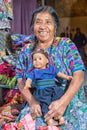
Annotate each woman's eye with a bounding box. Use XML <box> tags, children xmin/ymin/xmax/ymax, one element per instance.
<box><xmin>35</xmin><ymin>21</ymin><xmax>41</xmax><ymax>25</ymax></box>
<box><xmin>46</xmin><ymin>21</ymin><xmax>51</xmax><ymax>24</ymax></box>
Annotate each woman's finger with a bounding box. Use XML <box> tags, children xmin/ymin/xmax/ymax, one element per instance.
<box><xmin>32</xmin><ymin>105</ymin><xmax>42</xmax><ymax>117</ymax></box>
<box><xmin>44</xmin><ymin>109</ymin><xmax>56</xmax><ymax>122</ymax></box>
<box><xmin>58</xmin><ymin>116</ymin><xmax>65</xmax><ymax>125</ymax></box>
<box><xmin>36</xmin><ymin>109</ymin><xmax>42</xmax><ymax>117</ymax></box>
<box><xmin>54</xmin><ymin>114</ymin><xmax>61</xmax><ymax>120</ymax></box>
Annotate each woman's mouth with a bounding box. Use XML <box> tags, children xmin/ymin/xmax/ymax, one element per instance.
<box><xmin>39</xmin><ymin>31</ymin><xmax>48</xmax><ymax>36</ymax></box>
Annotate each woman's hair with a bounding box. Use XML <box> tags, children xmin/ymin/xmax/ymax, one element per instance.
<box><xmin>30</xmin><ymin>5</ymin><xmax>60</xmax><ymax>36</ymax></box>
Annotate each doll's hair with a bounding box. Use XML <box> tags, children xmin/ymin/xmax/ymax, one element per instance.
<box><xmin>32</xmin><ymin>49</ymin><xmax>49</xmax><ymax>61</ymax></box>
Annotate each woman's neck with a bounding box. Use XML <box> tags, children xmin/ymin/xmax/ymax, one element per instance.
<box><xmin>37</xmin><ymin>39</ymin><xmax>54</xmax><ymax>50</ymax></box>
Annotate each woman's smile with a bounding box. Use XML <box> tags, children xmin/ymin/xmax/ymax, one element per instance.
<box><xmin>39</xmin><ymin>31</ymin><xmax>48</xmax><ymax>37</ymax></box>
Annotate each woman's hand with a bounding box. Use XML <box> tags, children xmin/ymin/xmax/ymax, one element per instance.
<box><xmin>29</xmin><ymin>97</ymin><xmax>42</xmax><ymax>117</ymax></box>
<box><xmin>45</xmin><ymin>70</ymin><xmax>84</xmax><ymax>123</ymax></box>
<box><xmin>17</xmin><ymin>78</ymin><xmax>42</xmax><ymax>117</ymax></box>
<box><xmin>44</xmin><ymin>98</ymin><xmax>67</xmax><ymax>123</ymax></box>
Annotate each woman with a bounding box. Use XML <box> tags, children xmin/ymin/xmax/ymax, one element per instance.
<box><xmin>16</xmin><ymin>6</ymin><xmax>87</xmax><ymax>130</ymax></box>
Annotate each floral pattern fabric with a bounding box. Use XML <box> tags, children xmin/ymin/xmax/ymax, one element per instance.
<box><xmin>0</xmin><ymin>0</ymin><xmax>13</xmax><ymax>29</ymax></box>
<box><xmin>0</xmin><ymin>0</ymin><xmax>13</xmax><ymax>50</ymax></box>
<box><xmin>16</xmin><ymin>36</ymin><xmax>87</xmax><ymax>130</ymax></box>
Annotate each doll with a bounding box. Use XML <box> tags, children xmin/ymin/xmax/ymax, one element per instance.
<box><xmin>24</xmin><ymin>49</ymin><xmax>73</xmax><ymax>126</ymax></box>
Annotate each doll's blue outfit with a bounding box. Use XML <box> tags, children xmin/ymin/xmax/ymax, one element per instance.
<box><xmin>26</xmin><ymin>64</ymin><xmax>64</xmax><ymax>116</ymax></box>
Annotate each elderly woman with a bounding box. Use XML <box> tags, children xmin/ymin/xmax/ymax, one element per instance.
<box><xmin>16</xmin><ymin>6</ymin><xmax>87</xmax><ymax>130</ymax></box>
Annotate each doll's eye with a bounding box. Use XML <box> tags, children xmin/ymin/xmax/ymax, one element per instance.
<box><xmin>39</xmin><ymin>57</ymin><xmax>42</xmax><ymax>60</ymax></box>
<box><xmin>33</xmin><ymin>58</ymin><xmax>36</xmax><ymax>61</ymax></box>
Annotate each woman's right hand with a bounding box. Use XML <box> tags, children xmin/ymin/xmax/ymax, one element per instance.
<box><xmin>17</xmin><ymin>78</ymin><xmax>42</xmax><ymax>117</ymax></box>
<box><xmin>29</xmin><ymin>97</ymin><xmax>42</xmax><ymax>117</ymax></box>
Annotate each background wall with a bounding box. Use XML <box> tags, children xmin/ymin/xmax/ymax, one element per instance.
<box><xmin>58</xmin><ymin>16</ymin><xmax>87</xmax><ymax>37</ymax></box>
<box><xmin>45</xmin><ymin>0</ymin><xmax>87</xmax><ymax>37</ymax></box>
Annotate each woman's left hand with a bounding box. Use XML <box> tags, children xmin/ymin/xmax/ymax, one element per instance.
<box><xmin>45</xmin><ymin>70</ymin><xmax>84</xmax><ymax>124</ymax></box>
<box><xmin>44</xmin><ymin>98</ymin><xmax>67</xmax><ymax>122</ymax></box>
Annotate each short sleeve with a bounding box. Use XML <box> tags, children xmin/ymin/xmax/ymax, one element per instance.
<box><xmin>49</xmin><ymin>64</ymin><xmax>60</xmax><ymax>76</ymax></box>
<box><xmin>26</xmin><ymin>70</ymin><xmax>35</xmax><ymax>81</ymax></box>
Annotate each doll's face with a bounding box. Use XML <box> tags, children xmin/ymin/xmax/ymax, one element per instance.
<box><xmin>33</xmin><ymin>52</ymin><xmax>49</xmax><ymax>69</ymax></box>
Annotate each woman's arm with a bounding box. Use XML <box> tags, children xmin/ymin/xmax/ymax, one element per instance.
<box><xmin>45</xmin><ymin>70</ymin><xmax>84</xmax><ymax>122</ymax></box>
<box><xmin>17</xmin><ymin>78</ymin><xmax>33</xmax><ymax>104</ymax></box>
<box><xmin>17</xmin><ymin>78</ymin><xmax>42</xmax><ymax>117</ymax></box>
<box><xmin>59</xmin><ymin>70</ymin><xmax>84</xmax><ymax>106</ymax></box>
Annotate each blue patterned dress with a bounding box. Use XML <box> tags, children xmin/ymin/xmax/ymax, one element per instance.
<box><xmin>16</xmin><ymin>36</ymin><xmax>87</xmax><ymax>130</ymax></box>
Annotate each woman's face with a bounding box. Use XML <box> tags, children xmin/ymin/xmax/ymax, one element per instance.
<box><xmin>33</xmin><ymin>11</ymin><xmax>55</xmax><ymax>43</ymax></box>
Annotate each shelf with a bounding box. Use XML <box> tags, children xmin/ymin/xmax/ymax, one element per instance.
<box><xmin>0</xmin><ymin>85</ymin><xmax>18</xmax><ymax>89</ymax></box>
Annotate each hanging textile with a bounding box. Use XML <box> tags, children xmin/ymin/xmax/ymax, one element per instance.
<box><xmin>12</xmin><ymin>0</ymin><xmax>37</xmax><ymax>35</ymax></box>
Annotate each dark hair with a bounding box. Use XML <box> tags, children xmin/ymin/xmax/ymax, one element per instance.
<box><xmin>32</xmin><ymin>49</ymin><xmax>49</xmax><ymax>61</ymax></box>
<box><xmin>30</xmin><ymin>6</ymin><xmax>59</xmax><ymax>36</ymax></box>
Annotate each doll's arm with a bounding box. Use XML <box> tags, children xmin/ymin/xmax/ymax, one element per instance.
<box><xmin>57</xmin><ymin>72</ymin><xmax>73</xmax><ymax>80</ymax></box>
<box><xmin>24</xmin><ymin>78</ymin><xmax>32</xmax><ymax>89</ymax></box>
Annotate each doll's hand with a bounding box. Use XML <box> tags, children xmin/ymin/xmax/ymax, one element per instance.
<box><xmin>24</xmin><ymin>79</ymin><xmax>32</xmax><ymax>89</ymax></box>
<box><xmin>66</xmin><ymin>76</ymin><xmax>73</xmax><ymax>80</ymax></box>
<box><xmin>24</xmin><ymin>85</ymin><xmax>31</xmax><ymax>89</ymax></box>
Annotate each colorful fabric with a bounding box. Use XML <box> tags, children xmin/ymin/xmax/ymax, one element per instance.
<box><xmin>0</xmin><ymin>62</ymin><xmax>15</xmax><ymax>77</ymax></box>
<box><xmin>0</xmin><ymin>30</ymin><xmax>8</xmax><ymax>50</ymax></box>
<box><xmin>39</xmin><ymin>126</ymin><xmax>61</xmax><ymax>130</ymax></box>
<box><xmin>16</xmin><ymin>36</ymin><xmax>87</xmax><ymax>130</ymax></box>
<box><xmin>0</xmin><ymin>0</ymin><xmax>13</xmax><ymax>29</ymax></box>
<box><xmin>3</xmin><ymin>114</ymin><xmax>61</xmax><ymax>130</ymax></box>
<box><xmin>0</xmin><ymin>0</ymin><xmax>13</xmax><ymax>50</ymax></box>
<box><xmin>3</xmin><ymin>114</ymin><xmax>35</xmax><ymax>130</ymax></box>
<box><xmin>1</xmin><ymin>55</ymin><xmax>17</xmax><ymax>66</ymax></box>
<box><xmin>11</xmin><ymin>34</ymin><xmax>35</xmax><ymax>53</ymax></box>
<box><xmin>3</xmin><ymin>123</ymin><xmax>17</xmax><ymax>130</ymax></box>
<box><xmin>0</xmin><ymin>105</ymin><xmax>16</xmax><ymax>124</ymax></box>
<box><xmin>0</xmin><ymin>62</ymin><xmax>16</xmax><ymax>88</ymax></box>
<box><xmin>0</xmin><ymin>90</ymin><xmax>24</xmax><ymax>129</ymax></box>
<box><xmin>11</xmin><ymin>34</ymin><xmax>34</xmax><ymax>45</ymax></box>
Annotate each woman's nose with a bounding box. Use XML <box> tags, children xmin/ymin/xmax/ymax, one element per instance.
<box><xmin>39</xmin><ymin>22</ymin><xmax>46</xmax><ymax>29</ymax></box>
